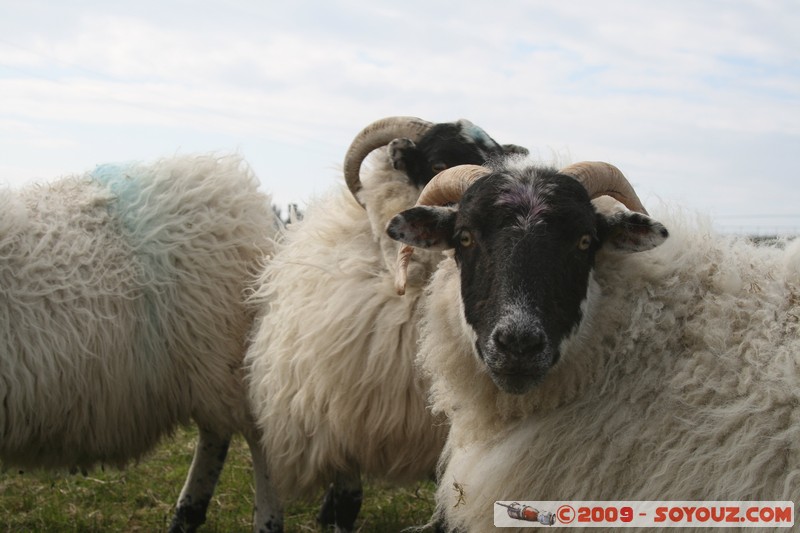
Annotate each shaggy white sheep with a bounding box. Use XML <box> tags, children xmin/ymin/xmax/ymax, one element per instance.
<box><xmin>0</xmin><ymin>154</ymin><xmax>282</xmax><ymax>533</ymax></box>
<box><xmin>245</xmin><ymin>116</ymin><xmax>526</xmax><ymax>531</ymax></box>
<box><xmin>387</xmin><ymin>161</ymin><xmax>800</xmax><ymax>532</ymax></box>
<box><xmin>245</xmin><ymin>146</ymin><xmax>450</xmax><ymax>526</ymax></box>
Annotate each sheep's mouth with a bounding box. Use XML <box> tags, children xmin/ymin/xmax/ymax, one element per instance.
<box><xmin>484</xmin><ymin>357</ymin><xmax>553</xmax><ymax>394</ymax></box>
<box><xmin>487</xmin><ymin>369</ymin><xmax>545</xmax><ymax>395</ymax></box>
<box><xmin>479</xmin><ymin>340</ymin><xmax>556</xmax><ymax>395</ymax></box>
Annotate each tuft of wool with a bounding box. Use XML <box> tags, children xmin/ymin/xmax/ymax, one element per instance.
<box><xmin>418</xmin><ymin>205</ymin><xmax>800</xmax><ymax>532</ymax></box>
<box><xmin>0</xmin><ymin>154</ymin><xmax>275</xmax><ymax>470</ymax></box>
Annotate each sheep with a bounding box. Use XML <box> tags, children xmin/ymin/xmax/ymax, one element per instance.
<box><xmin>0</xmin><ymin>154</ymin><xmax>282</xmax><ymax>533</ymax></box>
<box><xmin>245</xmin><ymin>116</ymin><xmax>528</xmax><ymax>531</ymax></box>
<box><xmin>386</xmin><ymin>160</ymin><xmax>800</xmax><ymax>532</ymax></box>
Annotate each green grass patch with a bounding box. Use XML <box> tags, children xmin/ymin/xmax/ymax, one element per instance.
<box><xmin>0</xmin><ymin>427</ymin><xmax>437</xmax><ymax>532</ymax></box>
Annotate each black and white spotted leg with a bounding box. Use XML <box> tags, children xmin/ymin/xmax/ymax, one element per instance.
<box><xmin>244</xmin><ymin>431</ymin><xmax>284</xmax><ymax>533</ymax></box>
<box><xmin>169</xmin><ymin>427</ymin><xmax>231</xmax><ymax>533</ymax></box>
<box><xmin>317</xmin><ymin>469</ymin><xmax>363</xmax><ymax>532</ymax></box>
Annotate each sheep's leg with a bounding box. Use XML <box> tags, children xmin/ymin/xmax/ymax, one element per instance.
<box><xmin>317</xmin><ymin>470</ymin><xmax>363</xmax><ymax>532</ymax></box>
<box><xmin>169</xmin><ymin>427</ymin><xmax>231</xmax><ymax>533</ymax></box>
<box><xmin>244</xmin><ymin>430</ymin><xmax>284</xmax><ymax>533</ymax></box>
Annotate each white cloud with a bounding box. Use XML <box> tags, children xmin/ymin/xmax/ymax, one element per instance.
<box><xmin>0</xmin><ymin>0</ymin><xmax>798</xmax><ymax>231</ymax></box>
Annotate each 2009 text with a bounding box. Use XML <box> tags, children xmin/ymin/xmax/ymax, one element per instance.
<box><xmin>494</xmin><ymin>500</ymin><xmax>795</xmax><ymax>528</ymax></box>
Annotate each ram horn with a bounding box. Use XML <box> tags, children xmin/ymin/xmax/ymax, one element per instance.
<box><xmin>343</xmin><ymin>116</ymin><xmax>434</xmax><ymax>207</ymax></box>
<box><xmin>394</xmin><ymin>164</ymin><xmax>490</xmax><ymax>295</ymax></box>
<box><xmin>559</xmin><ymin>161</ymin><xmax>649</xmax><ymax>215</ymax></box>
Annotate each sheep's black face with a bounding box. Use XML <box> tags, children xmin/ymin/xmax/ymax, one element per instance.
<box><xmin>389</xmin><ymin>120</ymin><xmax>527</xmax><ymax>188</ymax></box>
<box><xmin>387</xmin><ymin>164</ymin><xmax>668</xmax><ymax>395</ymax></box>
<box><xmin>453</xmin><ymin>170</ymin><xmax>600</xmax><ymax>393</ymax></box>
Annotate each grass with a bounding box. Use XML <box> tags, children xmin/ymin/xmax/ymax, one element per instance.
<box><xmin>0</xmin><ymin>427</ymin><xmax>437</xmax><ymax>532</ymax></box>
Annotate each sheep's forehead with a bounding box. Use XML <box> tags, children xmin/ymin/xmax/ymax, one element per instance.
<box><xmin>493</xmin><ymin>177</ymin><xmax>557</xmax><ymax>227</ymax></box>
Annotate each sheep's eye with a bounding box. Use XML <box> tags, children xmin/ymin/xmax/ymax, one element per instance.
<box><xmin>432</xmin><ymin>162</ymin><xmax>447</xmax><ymax>174</ymax></box>
<box><xmin>459</xmin><ymin>230</ymin><xmax>474</xmax><ymax>248</ymax></box>
<box><xmin>578</xmin><ymin>234</ymin><xmax>592</xmax><ymax>251</ymax></box>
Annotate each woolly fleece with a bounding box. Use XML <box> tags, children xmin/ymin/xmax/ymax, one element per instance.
<box><xmin>0</xmin><ymin>154</ymin><xmax>275</xmax><ymax>469</ymax></box>
<box><xmin>246</xmin><ymin>149</ymin><xmax>448</xmax><ymax>499</ymax></box>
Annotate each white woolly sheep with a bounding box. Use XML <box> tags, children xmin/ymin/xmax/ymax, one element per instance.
<box><xmin>387</xmin><ymin>160</ymin><xmax>800</xmax><ymax>532</ymax></box>
<box><xmin>245</xmin><ymin>116</ymin><xmax>527</xmax><ymax>531</ymax></box>
<box><xmin>0</xmin><ymin>154</ymin><xmax>281</xmax><ymax>533</ymax></box>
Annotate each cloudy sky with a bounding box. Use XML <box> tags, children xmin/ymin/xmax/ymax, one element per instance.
<box><xmin>1</xmin><ymin>0</ymin><xmax>798</xmax><ymax>234</ymax></box>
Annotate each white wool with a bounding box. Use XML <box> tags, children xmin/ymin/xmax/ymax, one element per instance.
<box><xmin>783</xmin><ymin>237</ymin><xmax>800</xmax><ymax>283</ymax></box>
<box><xmin>246</xmin><ymin>148</ymin><xmax>448</xmax><ymax>499</ymax></box>
<box><xmin>0</xmin><ymin>154</ymin><xmax>275</xmax><ymax>469</ymax></box>
<box><xmin>418</xmin><ymin>205</ymin><xmax>800</xmax><ymax>532</ymax></box>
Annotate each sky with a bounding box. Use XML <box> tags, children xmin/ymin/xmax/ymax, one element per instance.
<box><xmin>1</xmin><ymin>0</ymin><xmax>798</xmax><ymax>234</ymax></box>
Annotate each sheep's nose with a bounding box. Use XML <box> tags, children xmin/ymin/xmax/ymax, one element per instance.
<box><xmin>492</xmin><ymin>324</ymin><xmax>545</xmax><ymax>357</ymax></box>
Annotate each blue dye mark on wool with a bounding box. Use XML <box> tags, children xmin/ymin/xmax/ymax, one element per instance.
<box><xmin>462</xmin><ymin>122</ymin><xmax>496</xmax><ymax>151</ymax></box>
<box><xmin>90</xmin><ymin>162</ymin><xmax>171</xmax><ymax>358</ymax></box>
<box><xmin>91</xmin><ymin>162</ymin><xmax>146</xmax><ymax>218</ymax></box>
<box><xmin>464</xmin><ymin>123</ymin><xmax>490</xmax><ymax>142</ymax></box>
<box><xmin>91</xmin><ymin>161</ymin><xmax>168</xmax><ymax>241</ymax></box>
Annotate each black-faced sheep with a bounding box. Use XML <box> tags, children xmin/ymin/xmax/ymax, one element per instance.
<box><xmin>245</xmin><ymin>116</ymin><xmax>527</xmax><ymax>531</ymax></box>
<box><xmin>0</xmin><ymin>155</ymin><xmax>281</xmax><ymax>533</ymax></box>
<box><xmin>387</xmin><ymin>160</ymin><xmax>800</xmax><ymax>532</ymax></box>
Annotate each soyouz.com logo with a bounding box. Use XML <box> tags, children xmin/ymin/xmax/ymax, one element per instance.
<box><xmin>493</xmin><ymin>501</ymin><xmax>794</xmax><ymax>527</ymax></box>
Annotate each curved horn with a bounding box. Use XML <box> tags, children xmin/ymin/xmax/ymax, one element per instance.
<box><xmin>415</xmin><ymin>164</ymin><xmax>491</xmax><ymax>207</ymax></box>
<box><xmin>343</xmin><ymin>116</ymin><xmax>434</xmax><ymax>207</ymax></box>
<box><xmin>394</xmin><ymin>164</ymin><xmax>490</xmax><ymax>295</ymax></box>
<box><xmin>559</xmin><ymin>161</ymin><xmax>649</xmax><ymax>215</ymax></box>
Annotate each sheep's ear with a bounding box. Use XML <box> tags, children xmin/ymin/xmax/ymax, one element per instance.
<box><xmin>501</xmin><ymin>143</ymin><xmax>529</xmax><ymax>156</ymax></box>
<box><xmin>386</xmin><ymin>206</ymin><xmax>458</xmax><ymax>250</ymax></box>
<box><xmin>388</xmin><ymin>138</ymin><xmax>417</xmax><ymax>171</ymax></box>
<box><xmin>598</xmin><ymin>210</ymin><xmax>669</xmax><ymax>253</ymax></box>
